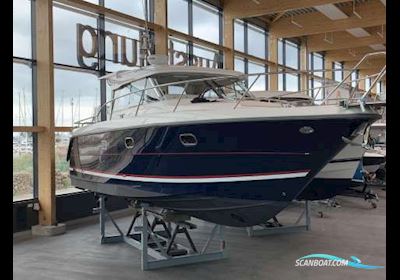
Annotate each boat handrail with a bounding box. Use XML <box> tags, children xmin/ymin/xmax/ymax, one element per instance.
<box><xmin>73</xmin><ymin>73</ymin><xmax>255</xmax><ymax>126</ymax></box>
<box><xmin>74</xmin><ymin>52</ymin><xmax>385</xmax><ymax>127</ymax></box>
<box><xmin>321</xmin><ymin>51</ymin><xmax>386</xmax><ymax>105</ymax></box>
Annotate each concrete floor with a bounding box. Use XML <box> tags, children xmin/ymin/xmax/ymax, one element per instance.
<box><xmin>14</xmin><ymin>188</ymin><xmax>386</xmax><ymax>280</ymax></box>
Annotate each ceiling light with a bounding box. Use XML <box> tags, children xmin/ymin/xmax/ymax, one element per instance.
<box><xmin>314</xmin><ymin>4</ymin><xmax>347</xmax><ymax>20</ymax></box>
<box><xmin>369</xmin><ymin>44</ymin><xmax>386</xmax><ymax>51</ymax></box>
<box><xmin>346</xmin><ymin>28</ymin><xmax>370</xmax><ymax>37</ymax></box>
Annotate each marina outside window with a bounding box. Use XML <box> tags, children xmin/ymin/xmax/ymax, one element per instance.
<box><xmin>13</xmin><ymin>132</ymin><xmax>34</xmax><ymax>201</ymax></box>
<box><xmin>54</xmin><ymin>69</ymin><xmax>100</xmax><ymax>127</ymax></box>
<box><xmin>233</xmin><ymin>20</ymin><xmax>268</xmax><ymax>89</ymax></box>
<box><xmin>286</xmin><ymin>73</ymin><xmax>299</xmax><ymax>92</ymax></box>
<box><xmin>13</xmin><ymin>0</ymin><xmax>31</xmax><ymax>59</ymax></box>
<box><xmin>285</xmin><ymin>41</ymin><xmax>299</xmax><ymax>70</ymax></box>
<box><xmin>234</xmin><ymin>57</ymin><xmax>245</xmax><ymax>73</ymax></box>
<box><xmin>365</xmin><ymin>77</ymin><xmax>372</xmax><ymax>92</ymax></box>
<box><xmin>313</xmin><ymin>53</ymin><xmax>324</xmax><ymax>78</ymax></box>
<box><xmin>193</xmin><ymin>0</ymin><xmax>220</xmax><ymax>45</ymax></box>
<box><xmin>104</xmin><ymin>20</ymin><xmax>142</xmax><ymax>72</ymax></box>
<box><xmin>193</xmin><ymin>44</ymin><xmax>220</xmax><ymax>68</ymax></box>
<box><xmin>248</xmin><ymin>62</ymin><xmax>266</xmax><ymax>91</ymax></box>
<box><xmin>55</xmin><ymin>132</ymin><xmax>81</xmax><ymax>195</ymax></box>
<box><xmin>308</xmin><ymin>52</ymin><xmax>325</xmax><ymax>100</ymax></box>
<box><xmin>13</xmin><ymin>0</ymin><xmax>36</xmax><ymax>202</ymax></box>
<box><xmin>351</xmin><ymin>71</ymin><xmax>359</xmax><ymax>88</ymax></box>
<box><xmin>168</xmin><ymin>0</ymin><xmax>223</xmax><ymax>67</ymax></box>
<box><xmin>278</xmin><ymin>73</ymin><xmax>284</xmax><ymax>91</ymax></box>
<box><xmin>333</xmin><ymin>62</ymin><xmax>344</xmax><ymax>82</ymax></box>
<box><xmin>168</xmin><ymin>0</ymin><xmax>189</xmax><ymax>34</ymax></box>
<box><xmin>278</xmin><ymin>39</ymin><xmax>300</xmax><ymax>92</ymax></box>
<box><xmin>278</xmin><ymin>40</ymin><xmax>283</xmax><ymax>65</ymax></box>
<box><xmin>247</xmin><ymin>24</ymin><xmax>266</xmax><ymax>59</ymax></box>
<box><xmin>168</xmin><ymin>37</ymin><xmax>189</xmax><ymax>65</ymax></box>
<box><xmin>104</xmin><ymin>0</ymin><xmax>147</xmax><ymax>20</ymax></box>
<box><xmin>234</xmin><ymin>20</ymin><xmax>245</xmax><ymax>52</ymax></box>
<box><xmin>13</xmin><ymin>63</ymin><xmax>33</xmax><ymax>126</ymax></box>
<box><xmin>53</xmin><ymin>6</ymin><xmax>97</xmax><ymax>67</ymax></box>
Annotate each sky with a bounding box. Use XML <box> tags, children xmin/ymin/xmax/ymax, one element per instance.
<box><xmin>13</xmin><ymin>0</ymin><xmax>303</xmax><ymax>126</ymax></box>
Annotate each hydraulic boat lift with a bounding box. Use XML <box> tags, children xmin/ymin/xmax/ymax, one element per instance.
<box><xmin>96</xmin><ymin>193</ymin><xmax>317</xmax><ymax>269</ymax></box>
<box><xmin>246</xmin><ymin>200</ymin><xmax>311</xmax><ymax>237</ymax></box>
<box><xmin>95</xmin><ymin>195</ymin><xmax>226</xmax><ymax>270</ymax></box>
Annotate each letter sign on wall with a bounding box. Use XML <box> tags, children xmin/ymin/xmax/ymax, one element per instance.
<box><xmin>76</xmin><ymin>23</ymin><xmax>222</xmax><ymax>69</ymax></box>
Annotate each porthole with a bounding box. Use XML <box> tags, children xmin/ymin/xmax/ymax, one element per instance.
<box><xmin>299</xmin><ymin>126</ymin><xmax>314</xmax><ymax>134</ymax></box>
<box><xmin>179</xmin><ymin>133</ymin><xmax>198</xmax><ymax>147</ymax></box>
<box><xmin>125</xmin><ymin>137</ymin><xmax>135</xmax><ymax>149</ymax></box>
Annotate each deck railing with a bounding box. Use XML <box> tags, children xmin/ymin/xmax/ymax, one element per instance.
<box><xmin>74</xmin><ymin>52</ymin><xmax>386</xmax><ymax>127</ymax></box>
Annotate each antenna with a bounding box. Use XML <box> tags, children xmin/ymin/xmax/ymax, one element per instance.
<box><xmin>78</xmin><ymin>90</ymin><xmax>81</xmax><ymax>123</ymax></box>
<box><xmin>71</xmin><ymin>97</ymin><xmax>74</xmax><ymax>127</ymax></box>
<box><xmin>61</xmin><ymin>90</ymin><xmax>64</xmax><ymax>126</ymax></box>
<box><xmin>139</xmin><ymin>0</ymin><xmax>152</xmax><ymax>66</ymax></box>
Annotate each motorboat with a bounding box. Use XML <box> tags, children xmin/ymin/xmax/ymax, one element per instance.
<box><xmin>362</xmin><ymin>122</ymin><xmax>386</xmax><ymax>173</ymax></box>
<box><xmin>352</xmin><ymin>122</ymin><xmax>386</xmax><ymax>184</ymax></box>
<box><xmin>67</xmin><ymin>65</ymin><xmax>379</xmax><ymax>227</ymax></box>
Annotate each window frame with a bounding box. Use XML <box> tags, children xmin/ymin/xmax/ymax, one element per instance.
<box><xmin>233</xmin><ymin>19</ymin><xmax>268</xmax><ymax>89</ymax></box>
<box><xmin>279</xmin><ymin>39</ymin><xmax>300</xmax><ymax>92</ymax></box>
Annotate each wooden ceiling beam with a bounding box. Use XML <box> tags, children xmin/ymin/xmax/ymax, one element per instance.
<box><xmin>345</xmin><ymin>58</ymin><xmax>386</xmax><ymax>70</ymax></box>
<box><xmin>325</xmin><ymin>46</ymin><xmax>385</xmax><ymax>62</ymax></box>
<box><xmin>223</xmin><ymin>0</ymin><xmax>349</xmax><ymax>19</ymax></box>
<box><xmin>307</xmin><ymin>30</ymin><xmax>385</xmax><ymax>52</ymax></box>
<box><xmin>271</xmin><ymin>11</ymin><xmax>287</xmax><ymax>23</ymax></box>
<box><xmin>270</xmin><ymin>0</ymin><xmax>386</xmax><ymax>38</ymax></box>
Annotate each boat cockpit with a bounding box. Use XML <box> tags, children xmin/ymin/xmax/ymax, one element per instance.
<box><xmin>106</xmin><ymin>69</ymin><xmax>255</xmax><ymax>119</ymax></box>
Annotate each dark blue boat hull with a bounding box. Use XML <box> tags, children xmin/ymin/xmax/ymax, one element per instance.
<box><xmin>297</xmin><ymin>178</ymin><xmax>352</xmax><ymax>200</ymax></box>
<box><xmin>69</xmin><ymin>115</ymin><xmax>377</xmax><ymax>226</ymax></box>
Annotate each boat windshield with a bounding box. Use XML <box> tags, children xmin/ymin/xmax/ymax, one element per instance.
<box><xmin>111</xmin><ymin>72</ymin><xmax>248</xmax><ymax>112</ymax></box>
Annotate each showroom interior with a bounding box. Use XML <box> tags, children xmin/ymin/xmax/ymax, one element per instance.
<box><xmin>14</xmin><ymin>0</ymin><xmax>386</xmax><ymax>279</ymax></box>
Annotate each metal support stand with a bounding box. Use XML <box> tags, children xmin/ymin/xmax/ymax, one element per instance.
<box><xmin>95</xmin><ymin>195</ymin><xmax>227</xmax><ymax>270</ymax></box>
<box><xmin>246</xmin><ymin>201</ymin><xmax>311</xmax><ymax>237</ymax></box>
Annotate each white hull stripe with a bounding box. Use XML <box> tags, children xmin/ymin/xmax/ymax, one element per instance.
<box><xmin>70</xmin><ymin>168</ymin><xmax>310</xmax><ymax>183</ymax></box>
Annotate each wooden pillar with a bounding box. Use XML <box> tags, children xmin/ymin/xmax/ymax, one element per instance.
<box><xmin>36</xmin><ymin>0</ymin><xmax>56</xmax><ymax>226</ymax></box>
<box><xmin>324</xmin><ymin>57</ymin><xmax>333</xmax><ymax>81</ymax></box>
<box><xmin>343</xmin><ymin>65</ymin><xmax>352</xmax><ymax>85</ymax></box>
<box><xmin>381</xmin><ymin>79</ymin><xmax>386</xmax><ymax>94</ymax></box>
<box><xmin>223</xmin><ymin>13</ymin><xmax>234</xmax><ymax>70</ymax></box>
<box><xmin>154</xmin><ymin>0</ymin><xmax>168</xmax><ymax>55</ymax></box>
<box><xmin>268</xmin><ymin>33</ymin><xmax>278</xmax><ymax>90</ymax></box>
<box><xmin>358</xmin><ymin>72</ymin><xmax>366</xmax><ymax>91</ymax></box>
<box><xmin>299</xmin><ymin>37</ymin><xmax>308</xmax><ymax>91</ymax></box>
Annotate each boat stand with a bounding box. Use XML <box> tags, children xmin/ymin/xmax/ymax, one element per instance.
<box><xmin>95</xmin><ymin>195</ymin><xmax>227</xmax><ymax>270</ymax></box>
<box><xmin>246</xmin><ymin>201</ymin><xmax>311</xmax><ymax>237</ymax></box>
